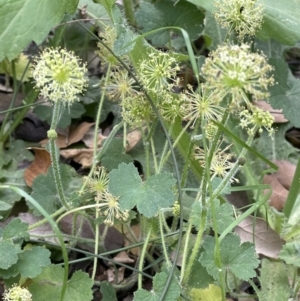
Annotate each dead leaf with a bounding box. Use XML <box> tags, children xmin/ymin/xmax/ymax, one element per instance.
<box><xmin>81</xmin><ymin>126</ymin><xmax>106</xmax><ymax>148</ymax></box>
<box><xmin>263</xmin><ymin>174</ymin><xmax>288</xmax><ymax>210</ymax></box>
<box><xmin>112</xmin><ymin>251</ymin><xmax>134</xmax><ymax>264</ymax></box>
<box><xmin>253</xmin><ymin>100</ymin><xmax>288</xmax><ymax>123</ymax></box>
<box><xmin>263</xmin><ymin>160</ymin><xmax>297</xmax><ymax>210</ymax></box>
<box><xmin>234</xmin><ymin>216</ymin><xmax>285</xmax><ymax>258</ymax></box>
<box><xmin>40</xmin><ymin>122</ymin><xmax>96</xmax><ymax>148</ymax></box>
<box><xmin>285</xmin><ymin>127</ymin><xmax>300</xmax><ymax>148</ymax></box>
<box><xmin>24</xmin><ymin>148</ymin><xmax>51</xmax><ymax>187</ymax></box>
<box><xmin>126</xmin><ymin>128</ymin><xmax>143</xmax><ymax>151</ymax></box>
<box><xmin>60</xmin><ymin>149</ymin><xmax>94</xmax><ymax>168</ymax></box>
<box><xmin>59</xmin><ymin>214</ymin><xmax>124</xmax><ymax>253</ymax></box>
<box><xmin>106</xmin><ymin>266</ymin><xmax>125</xmax><ymax>284</ymax></box>
<box><xmin>123</xmin><ymin>224</ymin><xmax>142</xmax><ymax>256</ymax></box>
<box><xmin>18</xmin><ymin>212</ymin><xmax>57</xmax><ymax>244</ymax></box>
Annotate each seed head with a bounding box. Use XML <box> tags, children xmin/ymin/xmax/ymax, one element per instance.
<box><xmin>214</xmin><ymin>0</ymin><xmax>264</xmax><ymax>40</ymax></box>
<box><xmin>201</xmin><ymin>44</ymin><xmax>274</xmax><ymax>108</ymax></box>
<box><xmin>31</xmin><ymin>48</ymin><xmax>88</xmax><ymax>105</ymax></box>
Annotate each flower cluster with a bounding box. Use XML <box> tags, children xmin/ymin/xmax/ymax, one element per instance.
<box><xmin>3</xmin><ymin>285</ymin><xmax>32</xmax><ymax>301</ymax></box>
<box><xmin>214</xmin><ymin>0</ymin><xmax>264</xmax><ymax>40</ymax></box>
<box><xmin>201</xmin><ymin>44</ymin><xmax>274</xmax><ymax>109</ymax></box>
<box><xmin>183</xmin><ymin>84</ymin><xmax>225</xmax><ymax>127</ymax></box>
<box><xmin>31</xmin><ymin>48</ymin><xmax>88</xmax><ymax>105</ymax></box>
<box><xmin>138</xmin><ymin>51</ymin><xmax>180</xmax><ymax>92</ymax></box>
<box><xmin>240</xmin><ymin>105</ymin><xmax>275</xmax><ymax>137</ymax></box>
<box><xmin>84</xmin><ymin>168</ymin><xmax>128</xmax><ymax>226</ymax></box>
<box><xmin>194</xmin><ymin>140</ymin><xmax>236</xmax><ymax>181</ymax></box>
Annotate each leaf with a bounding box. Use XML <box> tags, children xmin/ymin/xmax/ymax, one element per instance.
<box><xmin>0</xmin><ymin>240</ymin><xmax>22</xmax><ymax>269</ymax></box>
<box><xmin>199</xmin><ymin>234</ymin><xmax>259</xmax><ymax>281</ymax></box>
<box><xmin>258</xmin><ymin>0</ymin><xmax>300</xmax><ymax>46</ymax></box>
<box><xmin>135</xmin><ymin>1</ymin><xmax>204</xmax><ymax>47</ymax></box>
<box><xmin>133</xmin><ymin>271</ymin><xmax>181</xmax><ymax>301</ymax></box>
<box><xmin>24</xmin><ymin>148</ymin><xmax>51</xmax><ymax>187</ymax></box>
<box><xmin>279</xmin><ymin>241</ymin><xmax>300</xmax><ymax>267</ymax></box>
<box><xmin>255</xmin><ymin>258</ymin><xmax>290</xmax><ymax>301</ymax></box>
<box><xmin>17</xmin><ymin>246</ymin><xmax>51</xmax><ymax>278</ymax></box>
<box><xmin>234</xmin><ymin>216</ymin><xmax>284</xmax><ymax>259</ymax></box>
<box><xmin>190</xmin><ymin>284</ymin><xmax>222</xmax><ymax>301</ymax></box>
<box><xmin>30</xmin><ymin>265</ymin><xmax>93</xmax><ymax>301</ymax></box>
<box><xmin>34</xmin><ymin>102</ymin><xmax>86</xmax><ymax>129</ymax></box>
<box><xmin>30</xmin><ymin>164</ymin><xmax>80</xmax><ymax>216</ymax></box>
<box><xmin>2</xmin><ymin>218</ymin><xmax>29</xmax><ymax>241</ymax></box>
<box><xmin>188</xmin><ymin>259</ymin><xmax>214</xmax><ymax>289</ymax></box>
<box><xmin>100</xmin><ymin>138</ymin><xmax>133</xmax><ymax>171</ymax></box>
<box><xmin>0</xmin><ymin>0</ymin><xmax>79</xmax><ymax>61</ymax></box>
<box><xmin>100</xmin><ymin>281</ymin><xmax>118</xmax><ymax>301</ymax></box>
<box><xmin>268</xmin><ymin>58</ymin><xmax>300</xmax><ymax>127</ymax></box>
<box><xmin>108</xmin><ymin>163</ymin><xmax>176</xmax><ymax>218</ymax></box>
<box><xmin>190</xmin><ymin>199</ymin><xmax>234</xmax><ymax>234</ymax></box>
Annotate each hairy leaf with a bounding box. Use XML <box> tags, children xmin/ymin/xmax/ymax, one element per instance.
<box><xmin>199</xmin><ymin>234</ymin><xmax>259</xmax><ymax>281</ymax></box>
<box><xmin>109</xmin><ymin>163</ymin><xmax>176</xmax><ymax>217</ymax></box>
<box><xmin>30</xmin><ymin>265</ymin><xmax>93</xmax><ymax>301</ymax></box>
<box><xmin>279</xmin><ymin>241</ymin><xmax>300</xmax><ymax>267</ymax></box>
<box><xmin>133</xmin><ymin>272</ymin><xmax>180</xmax><ymax>301</ymax></box>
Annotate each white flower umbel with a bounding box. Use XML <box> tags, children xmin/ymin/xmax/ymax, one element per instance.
<box><xmin>214</xmin><ymin>0</ymin><xmax>264</xmax><ymax>40</ymax></box>
<box><xmin>3</xmin><ymin>285</ymin><xmax>32</xmax><ymax>301</ymax></box>
<box><xmin>32</xmin><ymin>48</ymin><xmax>88</xmax><ymax>105</ymax></box>
<box><xmin>201</xmin><ymin>44</ymin><xmax>274</xmax><ymax>109</ymax></box>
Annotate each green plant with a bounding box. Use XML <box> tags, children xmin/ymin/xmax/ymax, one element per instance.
<box><xmin>1</xmin><ymin>0</ymin><xmax>300</xmax><ymax>300</ymax></box>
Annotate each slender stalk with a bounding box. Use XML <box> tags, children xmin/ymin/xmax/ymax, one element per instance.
<box><xmin>159</xmin><ymin>212</ymin><xmax>171</xmax><ymax>267</ymax></box>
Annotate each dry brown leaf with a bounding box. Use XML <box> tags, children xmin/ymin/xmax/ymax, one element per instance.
<box><xmin>112</xmin><ymin>251</ymin><xmax>134</xmax><ymax>264</ymax></box>
<box><xmin>263</xmin><ymin>160</ymin><xmax>296</xmax><ymax>210</ymax></box>
<box><xmin>81</xmin><ymin>126</ymin><xmax>106</xmax><ymax>148</ymax></box>
<box><xmin>59</xmin><ymin>214</ymin><xmax>124</xmax><ymax>253</ymax></box>
<box><xmin>263</xmin><ymin>174</ymin><xmax>288</xmax><ymax>210</ymax></box>
<box><xmin>253</xmin><ymin>100</ymin><xmax>288</xmax><ymax>123</ymax></box>
<box><xmin>106</xmin><ymin>266</ymin><xmax>125</xmax><ymax>284</ymax></box>
<box><xmin>24</xmin><ymin>148</ymin><xmax>51</xmax><ymax>187</ymax></box>
<box><xmin>234</xmin><ymin>216</ymin><xmax>285</xmax><ymax>258</ymax></box>
<box><xmin>123</xmin><ymin>224</ymin><xmax>142</xmax><ymax>256</ymax></box>
<box><xmin>60</xmin><ymin>149</ymin><xmax>94</xmax><ymax>168</ymax></box>
<box><xmin>126</xmin><ymin>128</ymin><xmax>143</xmax><ymax>151</ymax></box>
<box><xmin>40</xmin><ymin>122</ymin><xmax>96</xmax><ymax>148</ymax></box>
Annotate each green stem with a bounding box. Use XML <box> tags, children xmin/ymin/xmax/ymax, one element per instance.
<box><xmin>159</xmin><ymin>212</ymin><xmax>171</xmax><ymax>267</ymax></box>
<box><xmin>179</xmin><ymin>222</ymin><xmax>192</xmax><ymax>283</ymax></box>
<box><xmin>138</xmin><ymin>226</ymin><xmax>152</xmax><ymax>288</ymax></box>
<box><xmin>123</xmin><ymin>0</ymin><xmax>136</xmax><ymax>26</ymax></box>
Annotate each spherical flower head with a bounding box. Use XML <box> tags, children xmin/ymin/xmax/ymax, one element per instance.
<box><xmin>84</xmin><ymin>167</ymin><xmax>109</xmax><ymax>200</ymax></box>
<box><xmin>214</xmin><ymin>0</ymin><xmax>264</xmax><ymax>40</ymax></box>
<box><xmin>32</xmin><ymin>48</ymin><xmax>88</xmax><ymax>105</ymax></box>
<box><xmin>194</xmin><ymin>140</ymin><xmax>236</xmax><ymax>181</ymax></box>
<box><xmin>138</xmin><ymin>51</ymin><xmax>180</xmax><ymax>92</ymax></box>
<box><xmin>105</xmin><ymin>70</ymin><xmax>138</xmax><ymax>101</ymax></box>
<box><xmin>240</xmin><ymin>105</ymin><xmax>275</xmax><ymax>137</ymax></box>
<box><xmin>172</xmin><ymin>201</ymin><xmax>180</xmax><ymax>217</ymax></box>
<box><xmin>121</xmin><ymin>93</ymin><xmax>154</xmax><ymax>127</ymax></box>
<box><xmin>183</xmin><ymin>84</ymin><xmax>225</xmax><ymax>127</ymax></box>
<box><xmin>201</xmin><ymin>44</ymin><xmax>274</xmax><ymax>108</ymax></box>
<box><xmin>158</xmin><ymin>90</ymin><xmax>187</xmax><ymax>121</ymax></box>
<box><xmin>96</xmin><ymin>191</ymin><xmax>129</xmax><ymax>226</ymax></box>
<box><xmin>3</xmin><ymin>285</ymin><xmax>32</xmax><ymax>301</ymax></box>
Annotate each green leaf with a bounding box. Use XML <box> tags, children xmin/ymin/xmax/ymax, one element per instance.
<box><xmin>30</xmin><ymin>265</ymin><xmax>93</xmax><ymax>301</ymax></box>
<box><xmin>0</xmin><ymin>0</ymin><xmax>79</xmax><ymax>61</ymax></box>
<box><xmin>108</xmin><ymin>163</ymin><xmax>176</xmax><ymax>218</ymax></box>
<box><xmin>0</xmin><ymin>240</ymin><xmax>22</xmax><ymax>269</ymax></box>
<box><xmin>30</xmin><ymin>165</ymin><xmax>80</xmax><ymax>216</ymax></box>
<box><xmin>257</xmin><ymin>0</ymin><xmax>300</xmax><ymax>46</ymax></box>
<box><xmin>203</xmin><ymin>12</ymin><xmax>227</xmax><ymax>50</ymax></box>
<box><xmin>2</xmin><ymin>218</ymin><xmax>29</xmax><ymax>241</ymax></box>
<box><xmin>17</xmin><ymin>246</ymin><xmax>51</xmax><ymax>278</ymax></box>
<box><xmin>34</xmin><ymin>102</ymin><xmax>86</xmax><ymax>128</ymax></box>
<box><xmin>100</xmin><ymin>281</ymin><xmax>118</xmax><ymax>301</ymax></box>
<box><xmin>133</xmin><ymin>271</ymin><xmax>180</xmax><ymax>301</ymax></box>
<box><xmin>190</xmin><ymin>284</ymin><xmax>222</xmax><ymax>301</ymax></box>
<box><xmin>279</xmin><ymin>242</ymin><xmax>300</xmax><ymax>267</ymax></box>
<box><xmin>188</xmin><ymin>259</ymin><xmax>214</xmax><ymax>289</ymax></box>
<box><xmin>255</xmin><ymin>258</ymin><xmax>290</xmax><ymax>301</ymax></box>
<box><xmin>268</xmin><ymin>58</ymin><xmax>300</xmax><ymax>127</ymax></box>
<box><xmin>135</xmin><ymin>0</ymin><xmax>204</xmax><ymax>47</ymax></box>
<box><xmin>199</xmin><ymin>234</ymin><xmax>259</xmax><ymax>281</ymax></box>
<box><xmin>100</xmin><ymin>138</ymin><xmax>132</xmax><ymax>171</ymax></box>
<box><xmin>190</xmin><ymin>199</ymin><xmax>234</xmax><ymax>234</ymax></box>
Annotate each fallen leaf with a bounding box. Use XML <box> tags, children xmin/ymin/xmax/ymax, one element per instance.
<box><xmin>126</xmin><ymin>128</ymin><xmax>143</xmax><ymax>151</ymax></box>
<box><xmin>82</xmin><ymin>126</ymin><xmax>106</xmax><ymax>148</ymax></box>
<box><xmin>106</xmin><ymin>266</ymin><xmax>125</xmax><ymax>284</ymax></box>
<box><xmin>112</xmin><ymin>251</ymin><xmax>134</xmax><ymax>264</ymax></box>
<box><xmin>254</xmin><ymin>100</ymin><xmax>288</xmax><ymax>123</ymax></box>
<box><xmin>274</xmin><ymin>160</ymin><xmax>296</xmax><ymax>189</ymax></box>
<box><xmin>24</xmin><ymin>148</ymin><xmax>51</xmax><ymax>187</ymax></box>
<box><xmin>60</xmin><ymin>149</ymin><xmax>94</xmax><ymax>168</ymax></box>
<box><xmin>234</xmin><ymin>216</ymin><xmax>285</xmax><ymax>258</ymax></box>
